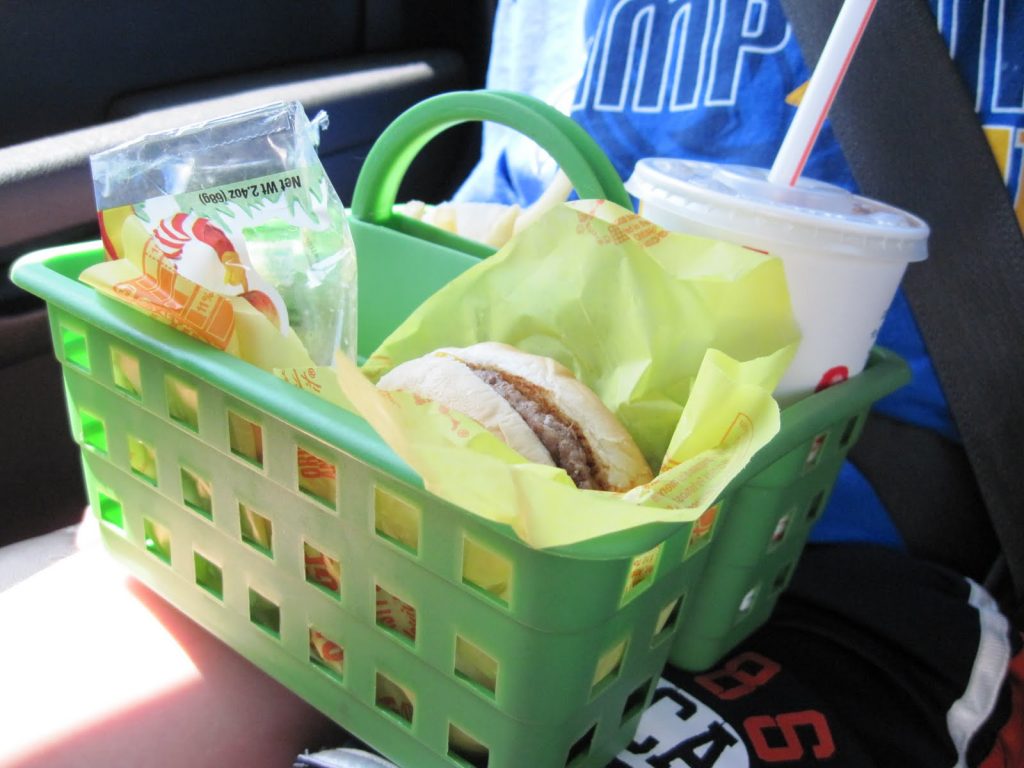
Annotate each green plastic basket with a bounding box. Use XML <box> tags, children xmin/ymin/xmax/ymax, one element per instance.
<box><xmin>11</xmin><ymin>91</ymin><xmax>910</xmax><ymax>768</ymax></box>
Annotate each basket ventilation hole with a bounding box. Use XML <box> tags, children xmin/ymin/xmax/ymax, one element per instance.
<box><xmin>375</xmin><ymin>585</ymin><xmax>416</xmax><ymax>643</ymax></box>
<box><xmin>303</xmin><ymin>542</ymin><xmax>341</xmax><ymax>598</ymax></box>
<box><xmin>97</xmin><ymin>492</ymin><xmax>124</xmax><ymax>530</ymax></box>
<box><xmin>461</xmin><ymin>537</ymin><xmax>511</xmax><ymax>606</ymax></box>
<box><xmin>110</xmin><ymin>347</ymin><xmax>142</xmax><ymax>398</ymax></box>
<box><xmin>374</xmin><ymin>487</ymin><xmax>420</xmax><ymax>554</ymax></box>
<box><xmin>165</xmin><ymin>376</ymin><xmax>199</xmax><ymax>432</ymax></box>
<box><xmin>108</xmin><ymin>348</ymin><xmax>141</xmax><ymax>397</ymax></box>
<box><xmin>769</xmin><ymin>513</ymin><xmax>792</xmax><ymax>549</ymax></box>
<box><xmin>128</xmin><ymin>436</ymin><xmax>158</xmax><ymax>485</ymax></box>
<box><xmin>803</xmin><ymin>432</ymin><xmax>829</xmax><ymax>471</ymax></box>
<box><xmin>228</xmin><ymin>411</ymin><xmax>263</xmax><ymax>466</ymax></box>
<box><xmin>60</xmin><ymin>325</ymin><xmax>90</xmax><ymax>371</ymax></box>
<box><xmin>448</xmin><ymin>724</ymin><xmax>490</xmax><ymax>768</ymax></box>
<box><xmin>773</xmin><ymin>563</ymin><xmax>794</xmax><ymax>593</ymax></box>
<box><xmin>309</xmin><ymin>627</ymin><xmax>344</xmax><ymax>681</ymax></box>
<box><xmin>566</xmin><ymin>724</ymin><xmax>597</xmax><ymax>766</ymax></box>
<box><xmin>738</xmin><ymin>586</ymin><xmax>760</xmax><ymax>618</ymax></box>
<box><xmin>653</xmin><ymin>595</ymin><xmax>684</xmax><ymax>641</ymax></box>
<box><xmin>806</xmin><ymin>491</ymin><xmax>826</xmax><ymax>521</ymax></box>
<box><xmin>248</xmin><ymin>588</ymin><xmax>280</xmax><ymax>638</ymax></box>
<box><xmin>375</xmin><ymin>672</ymin><xmax>414</xmax><ymax>725</ymax></box>
<box><xmin>621</xmin><ymin>678</ymin><xmax>654</xmax><ymax>725</ymax></box>
<box><xmin>839</xmin><ymin>416</ymin><xmax>860</xmax><ymax>448</ymax></box>
<box><xmin>143</xmin><ymin>518</ymin><xmax>171</xmax><ymax>564</ymax></box>
<box><xmin>181</xmin><ymin>467</ymin><xmax>213</xmax><ymax>518</ymax></box>
<box><xmin>193</xmin><ymin>552</ymin><xmax>223</xmax><ymax>599</ymax></box>
<box><xmin>78</xmin><ymin>409</ymin><xmax>108</xmax><ymax>454</ymax></box>
<box><xmin>239</xmin><ymin>503</ymin><xmax>273</xmax><ymax>557</ymax></box>
<box><xmin>297</xmin><ymin>447</ymin><xmax>337</xmax><ymax>507</ymax></box>
<box><xmin>454</xmin><ymin>636</ymin><xmax>497</xmax><ymax>696</ymax></box>
<box><xmin>622</xmin><ymin>544</ymin><xmax>662</xmax><ymax>603</ymax></box>
<box><xmin>685</xmin><ymin>502</ymin><xmax>721</xmax><ymax>559</ymax></box>
<box><xmin>591</xmin><ymin>640</ymin><xmax>627</xmax><ymax>695</ymax></box>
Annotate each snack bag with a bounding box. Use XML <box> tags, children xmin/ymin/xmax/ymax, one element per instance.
<box><xmin>336</xmin><ymin>200</ymin><xmax>801</xmax><ymax>549</ymax></box>
<box><xmin>87</xmin><ymin>102</ymin><xmax>357</xmax><ymax>369</ymax></box>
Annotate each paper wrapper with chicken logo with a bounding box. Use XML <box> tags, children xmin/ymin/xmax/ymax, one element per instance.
<box><xmin>335</xmin><ymin>200</ymin><xmax>801</xmax><ymax>549</ymax></box>
<box><xmin>81</xmin><ymin>210</ymin><xmax>350</xmax><ymax>407</ymax></box>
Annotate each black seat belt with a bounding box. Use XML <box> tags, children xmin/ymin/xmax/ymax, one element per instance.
<box><xmin>782</xmin><ymin>0</ymin><xmax>1024</xmax><ymax>620</ymax></box>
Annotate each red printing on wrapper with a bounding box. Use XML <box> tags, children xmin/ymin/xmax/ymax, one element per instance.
<box><xmin>436</xmin><ymin>404</ymin><xmax>472</xmax><ymax>439</ymax></box>
<box><xmin>281</xmin><ymin>368</ymin><xmax>324</xmax><ymax>395</ymax></box>
<box><xmin>310</xmin><ymin>629</ymin><xmax>344</xmax><ymax>663</ymax></box>
<box><xmin>298</xmin><ymin>448</ymin><xmax>337</xmax><ymax>480</ymax></box>
<box><xmin>573</xmin><ymin>206</ymin><xmax>670</xmax><ymax>247</ymax></box>
<box><xmin>376</xmin><ymin>586</ymin><xmax>417</xmax><ymax>641</ymax></box>
<box><xmin>304</xmin><ymin>551</ymin><xmax>340</xmax><ymax>592</ymax></box>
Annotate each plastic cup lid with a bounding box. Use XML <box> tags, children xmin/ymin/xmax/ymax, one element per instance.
<box><xmin>626</xmin><ymin>158</ymin><xmax>929</xmax><ymax>262</ymax></box>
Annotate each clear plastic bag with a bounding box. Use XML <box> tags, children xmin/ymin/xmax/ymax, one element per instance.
<box><xmin>90</xmin><ymin>102</ymin><xmax>356</xmax><ymax>364</ymax></box>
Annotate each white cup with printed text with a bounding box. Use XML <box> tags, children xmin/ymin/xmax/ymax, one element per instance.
<box><xmin>625</xmin><ymin>158</ymin><xmax>929</xmax><ymax>404</ymax></box>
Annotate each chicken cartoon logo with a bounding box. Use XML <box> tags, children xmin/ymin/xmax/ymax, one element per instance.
<box><xmin>147</xmin><ymin>213</ymin><xmax>287</xmax><ymax>333</ymax></box>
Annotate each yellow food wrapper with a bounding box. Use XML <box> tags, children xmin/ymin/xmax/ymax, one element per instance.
<box><xmin>273</xmin><ymin>365</ymin><xmax>353</xmax><ymax>410</ymax></box>
<box><xmin>335</xmin><ymin>200</ymin><xmax>800</xmax><ymax>549</ymax></box>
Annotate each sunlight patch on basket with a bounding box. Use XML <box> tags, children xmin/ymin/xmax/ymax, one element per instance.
<box><xmin>374</xmin><ymin>486</ymin><xmax>420</xmax><ymax>554</ymax></box>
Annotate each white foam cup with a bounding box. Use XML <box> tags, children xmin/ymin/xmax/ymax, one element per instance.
<box><xmin>625</xmin><ymin>158</ymin><xmax>929</xmax><ymax>404</ymax></box>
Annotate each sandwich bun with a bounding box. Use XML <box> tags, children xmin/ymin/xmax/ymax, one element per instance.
<box><xmin>377</xmin><ymin>342</ymin><xmax>653</xmax><ymax>492</ymax></box>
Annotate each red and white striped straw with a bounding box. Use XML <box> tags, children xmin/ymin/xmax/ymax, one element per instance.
<box><xmin>768</xmin><ymin>0</ymin><xmax>878</xmax><ymax>186</ymax></box>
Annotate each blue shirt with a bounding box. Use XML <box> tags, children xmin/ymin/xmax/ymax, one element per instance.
<box><xmin>457</xmin><ymin>0</ymin><xmax>1024</xmax><ymax>547</ymax></box>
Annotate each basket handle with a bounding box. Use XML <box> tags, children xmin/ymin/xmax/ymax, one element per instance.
<box><xmin>350</xmin><ymin>90</ymin><xmax>633</xmax><ymax>228</ymax></box>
